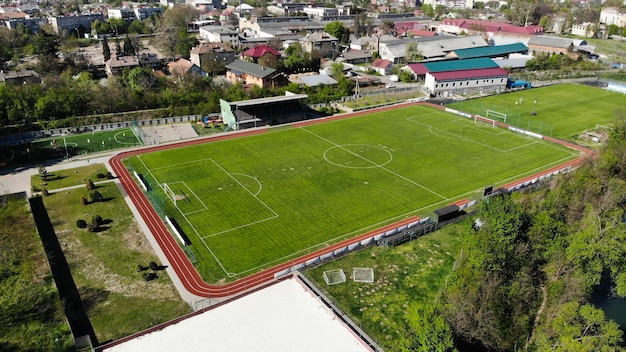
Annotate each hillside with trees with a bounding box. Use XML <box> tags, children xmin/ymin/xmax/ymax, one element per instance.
<box><xmin>426</xmin><ymin>118</ymin><xmax>626</xmax><ymax>351</ymax></box>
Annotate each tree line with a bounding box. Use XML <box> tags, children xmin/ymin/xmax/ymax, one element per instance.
<box><xmin>406</xmin><ymin>118</ymin><xmax>626</xmax><ymax>351</ymax></box>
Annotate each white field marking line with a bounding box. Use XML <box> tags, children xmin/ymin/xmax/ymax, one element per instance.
<box><xmin>174</xmin><ymin>200</ymin><xmax>231</xmax><ymax>276</ymax></box>
<box><xmin>130</xmin><ymin>126</ymin><xmax>143</xmax><ymax>146</ymax></box>
<box><xmin>200</xmin><ymin>215</ymin><xmax>279</xmax><ymax>240</ymax></box>
<box><xmin>414</xmin><ymin>118</ymin><xmax>538</xmax><ymax>153</ymax></box>
<box><xmin>150</xmin><ymin>157</ymin><xmax>214</xmax><ymax>171</ymax></box>
<box><xmin>300</xmin><ymin>127</ymin><xmax>448</xmax><ymax>201</ymax></box>
<box><xmin>210</xmin><ymin>158</ymin><xmax>278</xmax><ymax>216</ymax></box>
<box><xmin>137</xmin><ymin>155</ymin><xmax>161</xmax><ymax>187</ymax></box>
<box><xmin>231</xmin><ymin>173</ymin><xmax>263</xmax><ymax>196</ymax></box>
<box><xmin>113</xmin><ymin>130</ymin><xmax>136</xmax><ymax>145</ymax></box>
<box><xmin>323</xmin><ymin>144</ymin><xmax>393</xmax><ymax>169</ymax></box>
<box><xmin>167</xmin><ymin>181</ymin><xmax>209</xmax><ymax>215</ymax></box>
<box><xmin>494</xmin><ymin>154</ymin><xmax>578</xmax><ymax>185</ymax></box>
<box><xmin>448</xmin><ymin>117</ymin><xmax>507</xmax><ymax>136</ymax></box>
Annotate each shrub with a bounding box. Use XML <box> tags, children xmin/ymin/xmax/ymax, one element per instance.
<box><xmin>106</xmin><ymin>171</ymin><xmax>114</xmax><ymax>179</ymax></box>
<box><xmin>87</xmin><ymin>219</ymin><xmax>99</xmax><ymax>233</ymax></box>
<box><xmin>42</xmin><ymin>188</ymin><xmax>49</xmax><ymax>197</ymax></box>
<box><xmin>149</xmin><ymin>261</ymin><xmax>158</xmax><ymax>270</ymax></box>
<box><xmin>80</xmin><ymin>196</ymin><xmax>88</xmax><ymax>205</ymax></box>
<box><xmin>86</xmin><ymin>179</ymin><xmax>95</xmax><ymax>190</ymax></box>
<box><xmin>136</xmin><ymin>264</ymin><xmax>149</xmax><ymax>272</ymax></box>
<box><xmin>96</xmin><ymin>173</ymin><xmax>106</xmax><ymax>179</ymax></box>
<box><xmin>143</xmin><ymin>272</ymin><xmax>158</xmax><ymax>281</ymax></box>
<box><xmin>93</xmin><ymin>215</ymin><xmax>103</xmax><ymax>225</ymax></box>
<box><xmin>76</xmin><ymin>219</ymin><xmax>87</xmax><ymax>228</ymax></box>
<box><xmin>90</xmin><ymin>190</ymin><xmax>103</xmax><ymax>203</ymax></box>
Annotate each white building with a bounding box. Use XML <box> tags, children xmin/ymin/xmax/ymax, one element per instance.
<box><xmin>199</xmin><ymin>25</ymin><xmax>240</xmax><ymax>48</ymax></box>
<box><xmin>424</xmin><ymin>67</ymin><xmax>509</xmax><ymax>98</ymax></box>
<box><xmin>571</xmin><ymin>22</ymin><xmax>594</xmax><ymax>38</ymax></box>
<box><xmin>600</xmin><ymin>7</ymin><xmax>626</xmax><ymax>27</ymax></box>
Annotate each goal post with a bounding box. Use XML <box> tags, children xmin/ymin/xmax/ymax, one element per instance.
<box><xmin>474</xmin><ymin>115</ymin><xmax>496</xmax><ymax>128</ymax></box>
<box><xmin>485</xmin><ymin>109</ymin><xmax>507</xmax><ymax>123</ymax></box>
<box><xmin>162</xmin><ymin>182</ymin><xmax>177</xmax><ymax>206</ymax></box>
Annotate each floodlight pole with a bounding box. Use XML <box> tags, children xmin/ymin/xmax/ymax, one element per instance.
<box><xmin>63</xmin><ymin>137</ymin><xmax>69</xmax><ymax>159</ymax></box>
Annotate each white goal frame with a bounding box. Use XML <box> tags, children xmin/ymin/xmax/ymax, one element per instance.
<box><xmin>485</xmin><ymin>109</ymin><xmax>507</xmax><ymax>123</ymax></box>
<box><xmin>474</xmin><ymin>115</ymin><xmax>496</xmax><ymax>128</ymax></box>
<box><xmin>162</xmin><ymin>182</ymin><xmax>177</xmax><ymax>206</ymax></box>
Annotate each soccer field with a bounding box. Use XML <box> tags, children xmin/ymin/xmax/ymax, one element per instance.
<box><xmin>125</xmin><ymin>105</ymin><xmax>579</xmax><ymax>283</ymax></box>
<box><xmin>448</xmin><ymin>83</ymin><xmax>626</xmax><ymax>139</ymax></box>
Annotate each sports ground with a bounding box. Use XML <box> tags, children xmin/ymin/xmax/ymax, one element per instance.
<box><xmin>113</xmin><ymin>98</ymin><xmax>587</xmax><ymax>294</ymax></box>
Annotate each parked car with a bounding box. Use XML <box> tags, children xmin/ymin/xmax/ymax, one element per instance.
<box><xmin>385</xmin><ymin>84</ymin><xmax>395</xmax><ymax>88</ymax></box>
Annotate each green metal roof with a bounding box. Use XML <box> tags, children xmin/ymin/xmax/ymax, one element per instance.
<box><xmin>449</xmin><ymin>43</ymin><xmax>528</xmax><ymax>59</ymax></box>
<box><xmin>423</xmin><ymin>57</ymin><xmax>500</xmax><ymax>73</ymax></box>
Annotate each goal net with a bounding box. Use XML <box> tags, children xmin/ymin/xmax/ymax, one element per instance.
<box><xmin>485</xmin><ymin>109</ymin><xmax>507</xmax><ymax>123</ymax></box>
<box><xmin>474</xmin><ymin>115</ymin><xmax>496</xmax><ymax>128</ymax></box>
<box><xmin>162</xmin><ymin>182</ymin><xmax>177</xmax><ymax>206</ymax></box>
<box><xmin>353</xmin><ymin>268</ymin><xmax>374</xmax><ymax>283</ymax></box>
<box><xmin>323</xmin><ymin>269</ymin><xmax>346</xmax><ymax>285</ymax></box>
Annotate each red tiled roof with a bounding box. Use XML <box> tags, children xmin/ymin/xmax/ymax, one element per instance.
<box><xmin>371</xmin><ymin>58</ymin><xmax>392</xmax><ymax>68</ymax></box>
<box><xmin>242</xmin><ymin>45</ymin><xmax>280</xmax><ymax>58</ymax></box>
<box><xmin>430</xmin><ymin>67</ymin><xmax>509</xmax><ymax>81</ymax></box>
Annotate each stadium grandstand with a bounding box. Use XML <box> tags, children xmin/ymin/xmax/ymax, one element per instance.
<box><xmin>220</xmin><ymin>92</ymin><xmax>309</xmax><ymax>130</ymax></box>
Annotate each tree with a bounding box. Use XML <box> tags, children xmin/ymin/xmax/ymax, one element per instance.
<box><xmin>421</xmin><ymin>4</ymin><xmax>435</xmax><ymax>18</ymax></box>
<box><xmin>122</xmin><ymin>34</ymin><xmax>136</xmax><ymax>57</ymax></box>
<box><xmin>405</xmin><ymin>41</ymin><xmax>422</xmax><ymax>63</ymax></box>
<box><xmin>76</xmin><ymin>219</ymin><xmax>87</xmax><ymax>228</ymax></box>
<box><xmin>102</xmin><ymin>36</ymin><xmax>111</xmax><ymax>62</ymax></box>
<box><xmin>153</xmin><ymin>6</ymin><xmax>199</xmax><ymax>57</ymax></box>
<box><xmin>324</xmin><ymin>22</ymin><xmax>350</xmax><ymax>44</ymax></box>
<box><xmin>398</xmin><ymin>303</ymin><xmax>457</xmax><ymax>352</ymax></box>
<box><xmin>90</xmin><ymin>190</ymin><xmax>102</xmax><ymax>203</ymax></box>
<box><xmin>34</xmin><ymin>30</ymin><xmax>60</xmax><ymax>73</ymax></box>
<box><xmin>127</xmin><ymin>67</ymin><xmax>157</xmax><ymax>92</ymax></box>
<box><xmin>86</xmin><ymin>179</ymin><xmax>95</xmax><ymax>190</ymax></box>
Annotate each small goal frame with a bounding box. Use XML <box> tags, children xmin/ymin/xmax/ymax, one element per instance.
<box><xmin>485</xmin><ymin>109</ymin><xmax>507</xmax><ymax>123</ymax></box>
<box><xmin>474</xmin><ymin>115</ymin><xmax>496</xmax><ymax>128</ymax></box>
<box><xmin>323</xmin><ymin>269</ymin><xmax>346</xmax><ymax>285</ymax></box>
<box><xmin>353</xmin><ymin>268</ymin><xmax>374</xmax><ymax>283</ymax></box>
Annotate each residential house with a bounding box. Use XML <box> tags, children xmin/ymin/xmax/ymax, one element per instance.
<box><xmin>48</xmin><ymin>14</ymin><xmax>104</xmax><ymax>36</ymax></box>
<box><xmin>190</xmin><ymin>42</ymin><xmax>235</xmax><ymax>69</ymax></box>
<box><xmin>240</xmin><ymin>45</ymin><xmax>280</xmax><ymax>63</ymax></box>
<box><xmin>167</xmin><ymin>58</ymin><xmax>208</xmax><ymax>78</ymax></box>
<box><xmin>6</xmin><ymin>18</ymin><xmax>45</xmax><ymax>33</ymax></box>
<box><xmin>298</xmin><ymin>74</ymin><xmax>338</xmax><ymax>87</ymax></box>
<box><xmin>199</xmin><ymin>25</ymin><xmax>240</xmax><ymax>48</ymax></box>
<box><xmin>378</xmin><ymin>35</ymin><xmax>488</xmax><ymax>63</ymax></box>
<box><xmin>108</xmin><ymin>8</ymin><xmax>135</xmax><ymax>22</ymax></box>
<box><xmin>134</xmin><ymin>7</ymin><xmax>163</xmax><ymax>20</ymax></box>
<box><xmin>225</xmin><ymin>60</ymin><xmax>285</xmax><ymax>88</ymax></box>
<box><xmin>0</xmin><ymin>70</ymin><xmax>40</xmax><ymax>85</ymax></box>
<box><xmin>299</xmin><ymin>32</ymin><xmax>338</xmax><ymax>54</ymax></box>
<box><xmin>105</xmin><ymin>55</ymin><xmax>139</xmax><ymax>76</ymax></box>
<box><xmin>370</xmin><ymin>58</ymin><xmax>393</xmax><ymax>75</ymax></box>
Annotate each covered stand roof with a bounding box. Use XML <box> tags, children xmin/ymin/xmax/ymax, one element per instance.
<box><xmin>429</xmin><ymin>67</ymin><xmax>509</xmax><ymax>81</ymax></box>
<box><xmin>446</xmin><ymin>43</ymin><xmax>528</xmax><ymax>59</ymax></box>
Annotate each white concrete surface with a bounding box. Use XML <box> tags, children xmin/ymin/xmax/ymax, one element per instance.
<box><xmin>102</xmin><ymin>277</ymin><xmax>372</xmax><ymax>352</ymax></box>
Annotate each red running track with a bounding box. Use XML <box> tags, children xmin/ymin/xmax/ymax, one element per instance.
<box><xmin>109</xmin><ymin>102</ymin><xmax>593</xmax><ymax>298</ymax></box>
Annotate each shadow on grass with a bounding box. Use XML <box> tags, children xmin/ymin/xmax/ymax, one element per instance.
<box><xmin>80</xmin><ymin>286</ymin><xmax>111</xmax><ymax>313</ymax></box>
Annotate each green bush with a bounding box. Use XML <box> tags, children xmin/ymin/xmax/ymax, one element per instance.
<box><xmin>93</xmin><ymin>215</ymin><xmax>103</xmax><ymax>225</ymax></box>
<box><xmin>42</xmin><ymin>188</ymin><xmax>49</xmax><ymax>197</ymax></box>
<box><xmin>86</xmin><ymin>179</ymin><xmax>95</xmax><ymax>190</ymax></box>
<box><xmin>90</xmin><ymin>190</ymin><xmax>103</xmax><ymax>203</ymax></box>
<box><xmin>76</xmin><ymin>219</ymin><xmax>87</xmax><ymax>228</ymax></box>
<box><xmin>80</xmin><ymin>196</ymin><xmax>88</xmax><ymax>205</ymax></box>
<box><xmin>96</xmin><ymin>173</ymin><xmax>106</xmax><ymax>179</ymax></box>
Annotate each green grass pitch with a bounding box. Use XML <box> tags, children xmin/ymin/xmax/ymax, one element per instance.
<box><xmin>124</xmin><ymin>104</ymin><xmax>580</xmax><ymax>284</ymax></box>
<box><xmin>447</xmin><ymin>83</ymin><xmax>626</xmax><ymax>139</ymax></box>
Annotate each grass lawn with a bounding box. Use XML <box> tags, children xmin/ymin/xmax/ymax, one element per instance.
<box><xmin>304</xmin><ymin>221</ymin><xmax>467</xmax><ymax>351</ymax></box>
<box><xmin>0</xmin><ymin>196</ymin><xmax>74</xmax><ymax>351</ymax></box>
<box><xmin>124</xmin><ymin>104</ymin><xmax>577</xmax><ymax>284</ymax></box>
<box><xmin>38</xmin><ymin>165</ymin><xmax>191</xmax><ymax>343</ymax></box>
<box><xmin>30</xmin><ymin>164</ymin><xmax>109</xmax><ymax>191</ymax></box>
<box><xmin>343</xmin><ymin>91</ymin><xmax>425</xmax><ymax>109</ymax></box>
<box><xmin>0</xmin><ymin>128</ymin><xmax>142</xmax><ymax>169</ymax></box>
<box><xmin>447</xmin><ymin>84</ymin><xmax>626</xmax><ymax>140</ymax></box>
